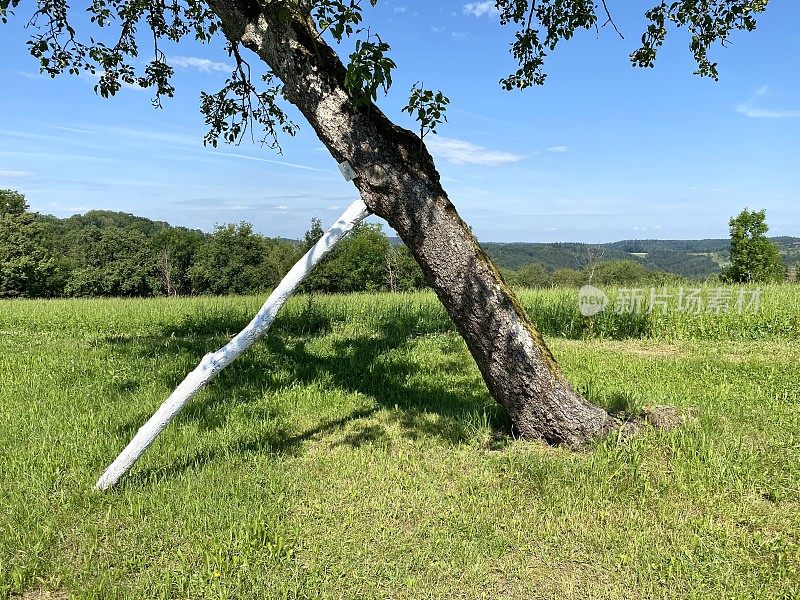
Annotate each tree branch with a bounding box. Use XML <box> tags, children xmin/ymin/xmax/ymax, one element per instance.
<box><xmin>600</xmin><ymin>0</ymin><xmax>623</xmax><ymax>39</ymax></box>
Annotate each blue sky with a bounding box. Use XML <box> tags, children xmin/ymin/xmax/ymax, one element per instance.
<box><xmin>0</xmin><ymin>1</ymin><xmax>798</xmax><ymax>242</ymax></box>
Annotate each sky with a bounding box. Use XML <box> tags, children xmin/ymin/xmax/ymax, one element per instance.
<box><xmin>0</xmin><ymin>1</ymin><xmax>798</xmax><ymax>243</ymax></box>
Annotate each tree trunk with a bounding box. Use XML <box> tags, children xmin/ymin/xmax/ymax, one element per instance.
<box><xmin>95</xmin><ymin>199</ymin><xmax>370</xmax><ymax>489</ymax></box>
<box><xmin>159</xmin><ymin>247</ymin><xmax>176</xmax><ymax>296</ymax></box>
<box><xmin>209</xmin><ymin>1</ymin><xmax>616</xmax><ymax>445</ymax></box>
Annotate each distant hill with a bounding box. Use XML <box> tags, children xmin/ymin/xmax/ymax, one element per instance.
<box><xmin>479</xmin><ymin>242</ymin><xmax>633</xmax><ymax>271</ymax></box>
<box><xmin>478</xmin><ymin>237</ymin><xmax>800</xmax><ymax>281</ymax></box>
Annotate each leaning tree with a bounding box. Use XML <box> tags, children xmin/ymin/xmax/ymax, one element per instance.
<box><xmin>0</xmin><ymin>0</ymin><xmax>770</xmax><ymax>488</ymax></box>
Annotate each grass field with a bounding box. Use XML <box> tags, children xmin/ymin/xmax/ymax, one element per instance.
<box><xmin>1</xmin><ymin>287</ymin><xmax>799</xmax><ymax>598</ymax></box>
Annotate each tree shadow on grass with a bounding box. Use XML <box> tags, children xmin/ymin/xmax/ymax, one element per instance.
<box><xmin>124</xmin><ymin>407</ymin><xmax>377</xmax><ymax>488</ymax></box>
<box><xmin>268</xmin><ymin>327</ymin><xmax>506</xmax><ymax>443</ymax></box>
<box><xmin>105</xmin><ymin>302</ymin><xmax>509</xmax><ymax>486</ymax></box>
<box><xmin>105</xmin><ymin>304</ymin><xmax>337</xmax><ymax>438</ymax></box>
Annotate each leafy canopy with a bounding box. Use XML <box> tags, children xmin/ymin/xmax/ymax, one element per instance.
<box><xmin>0</xmin><ymin>190</ymin><xmax>60</xmax><ymax>297</ymax></box>
<box><xmin>725</xmin><ymin>208</ymin><xmax>785</xmax><ymax>284</ymax></box>
<box><xmin>0</xmin><ymin>1</ymin><xmax>770</xmax><ymax>149</ymax></box>
<box><xmin>0</xmin><ymin>189</ymin><xmax>28</xmax><ymax>216</ymax></box>
<box><xmin>402</xmin><ymin>84</ymin><xmax>450</xmax><ymax>142</ymax></box>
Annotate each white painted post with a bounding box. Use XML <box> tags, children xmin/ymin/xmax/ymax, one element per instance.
<box><xmin>95</xmin><ymin>199</ymin><xmax>371</xmax><ymax>490</ymax></box>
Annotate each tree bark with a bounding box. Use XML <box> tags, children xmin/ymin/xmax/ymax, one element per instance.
<box><xmin>208</xmin><ymin>1</ymin><xmax>616</xmax><ymax>445</ymax></box>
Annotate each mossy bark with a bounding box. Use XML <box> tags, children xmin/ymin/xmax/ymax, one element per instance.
<box><xmin>208</xmin><ymin>1</ymin><xmax>616</xmax><ymax>445</ymax></box>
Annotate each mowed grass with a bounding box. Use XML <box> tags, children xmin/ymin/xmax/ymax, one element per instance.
<box><xmin>1</xmin><ymin>287</ymin><xmax>799</xmax><ymax>599</ymax></box>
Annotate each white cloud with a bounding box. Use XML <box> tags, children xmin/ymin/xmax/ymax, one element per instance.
<box><xmin>463</xmin><ymin>1</ymin><xmax>499</xmax><ymax>17</ymax></box>
<box><xmin>0</xmin><ymin>150</ymin><xmax>120</xmax><ymax>163</ymax></box>
<box><xmin>393</xmin><ymin>6</ymin><xmax>407</xmax><ymax>13</ymax></box>
<box><xmin>426</xmin><ymin>136</ymin><xmax>522</xmax><ymax>166</ymax></box>
<box><xmin>48</xmin><ymin>125</ymin><xmax>95</xmax><ymax>135</ymax></box>
<box><xmin>212</xmin><ymin>151</ymin><xmax>331</xmax><ymax>173</ymax></box>
<box><xmin>736</xmin><ymin>104</ymin><xmax>800</xmax><ymax>119</ymax></box>
<box><xmin>0</xmin><ymin>169</ymin><xmax>33</xmax><ymax>178</ymax></box>
<box><xmin>546</xmin><ymin>145</ymin><xmax>568</xmax><ymax>153</ymax></box>
<box><xmin>736</xmin><ymin>86</ymin><xmax>800</xmax><ymax>119</ymax></box>
<box><xmin>24</xmin><ymin>67</ymin><xmax>141</xmax><ymax>91</ymax></box>
<box><xmin>18</xmin><ymin>71</ymin><xmax>49</xmax><ymax>81</ymax></box>
<box><xmin>88</xmin><ymin>125</ymin><xmax>198</xmax><ymax>147</ymax></box>
<box><xmin>169</xmin><ymin>56</ymin><xmax>233</xmax><ymax>74</ymax></box>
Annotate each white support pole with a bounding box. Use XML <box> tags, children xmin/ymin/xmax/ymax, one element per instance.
<box><xmin>96</xmin><ymin>199</ymin><xmax>371</xmax><ymax>490</ymax></box>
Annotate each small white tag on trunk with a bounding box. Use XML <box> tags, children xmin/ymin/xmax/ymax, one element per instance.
<box><xmin>338</xmin><ymin>160</ymin><xmax>356</xmax><ymax>182</ymax></box>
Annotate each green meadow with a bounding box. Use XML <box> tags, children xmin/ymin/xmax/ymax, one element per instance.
<box><xmin>1</xmin><ymin>286</ymin><xmax>799</xmax><ymax>598</ymax></box>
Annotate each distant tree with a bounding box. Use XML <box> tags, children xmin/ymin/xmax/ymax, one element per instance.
<box><xmin>592</xmin><ymin>260</ymin><xmax>653</xmax><ymax>287</ymax></box>
<box><xmin>305</xmin><ymin>223</ymin><xmax>390</xmax><ymax>293</ymax></box>
<box><xmin>552</xmin><ymin>268</ymin><xmax>585</xmax><ymax>288</ymax></box>
<box><xmin>63</xmin><ymin>210</ymin><xmax>167</xmax><ymax>238</ymax></box>
<box><xmin>157</xmin><ymin>245</ymin><xmax>178</xmax><ymax>297</ymax></box>
<box><xmin>384</xmin><ymin>245</ymin><xmax>401</xmax><ymax>292</ymax></box>
<box><xmin>153</xmin><ymin>226</ymin><xmax>206</xmax><ymax>296</ymax></box>
<box><xmin>303</xmin><ymin>218</ymin><xmax>325</xmax><ymax>251</ymax></box>
<box><xmin>299</xmin><ymin>217</ymin><xmax>329</xmax><ymax>293</ymax></box>
<box><xmin>724</xmin><ymin>209</ymin><xmax>785</xmax><ymax>284</ymax></box>
<box><xmin>302</xmin><ymin>218</ymin><xmax>414</xmax><ymax>294</ymax></box>
<box><xmin>190</xmin><ymin>222</ymin><xmax>297</xmax><ymax>295</ymax></box>
<box><xmin>499</xmin><ymin>267</ymin><xmax>518</xmax><ymax>286</ymax></box>
<box><xmin>580</xmin><ymin>245</ymin><xmax>606</xmax><ymax>285</ymax></box>
<box><xmin>261</xmin><ymin>237</ymin><xmax>302</xmax><ymax>287</ymax></box>
<box><xmin>64</xmin><ymin>225</ymin><xmax>159</xmax><ymax>297</ymax></box>
<box><xmin>0</xmin><ymin>190</ymin><xmax>60</xmax><ymax>297</ymax></box>
<box><xmin>385</xmin><ymin>244</ymin><xmax>426</xmax><ymax>292</ymax></box>
<box><xmin>0</xmin><ymin>189</ymin><xmax>27</xmax><ymax>216</ymax></box>
<box><xmin>512</xmin><ymin>262</ymin><xmax>552</xmax><ymax>289</ymax></box>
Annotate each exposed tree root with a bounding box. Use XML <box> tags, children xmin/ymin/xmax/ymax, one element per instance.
<box><xmin>616</xmin><ymin>405</ymin><xmax>695</xmax><ymax>441</ymax></box>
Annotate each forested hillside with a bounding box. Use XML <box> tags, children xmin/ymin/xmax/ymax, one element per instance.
<box><xmin>483</xmin><ymin>237</ymin><xmax>800</xmax><ymax>280</ymax></box>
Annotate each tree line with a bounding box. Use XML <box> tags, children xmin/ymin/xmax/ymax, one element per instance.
<box><xmin>500</xmin><ymin>260</ymin><xmax>684</xmax><ymax>290</ymax></box>
<box><xmin>0</xmin><ymin>189</ymin><xmax>426</xmax><ymax>299</ymax></box>
<box><xmin>1</xmin><ymin>190</ymin><xmax>792</xmax><ymax>299</ymax></box>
